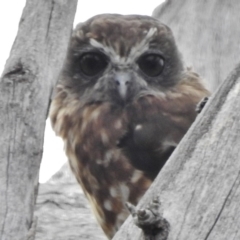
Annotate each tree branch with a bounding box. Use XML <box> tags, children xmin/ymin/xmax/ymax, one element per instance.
<box><xmin>0</xmin><ymin>0</ymin><xmax>78</xmax><ymax>239</ymax></box>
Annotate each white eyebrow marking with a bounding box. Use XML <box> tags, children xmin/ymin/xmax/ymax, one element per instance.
<box><xmin>90</xmin><ymin>38</ymin><xmax>116</xmax><ymax>56</ymax></box>
<box><xmin>89</xmin><ymin>27</ymin><xmax>157</xmax><ymax>65</ymax></box>
<box><xmin>128</xmin><ymin>27</ymin><xmax>157</xmax><ymax>61</ymax></box>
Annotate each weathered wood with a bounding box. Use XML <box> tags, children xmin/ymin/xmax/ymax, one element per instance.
<box><xmin>34</xmin><ymin>163</ymin><xmax>106</xmax><ymax>240</ymax></box>
<box><xmin>0</xmin><ymin>0</ymin><xmax>78</xmax><ymax>239</ymax></box>
<box><xmin>153</xmin><ymin>0</ymin><xmax>240</xmax><ymax>91</ymax></box>
<box><xmin>113</xmin><ymin>61</ymin><xmax>240</xmax><ymax>239</ymax></box>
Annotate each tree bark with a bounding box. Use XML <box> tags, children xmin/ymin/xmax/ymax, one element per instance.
<box><xmin>0</xmin><ymin>0</ymin><xmax>78</xmax><ymax>239</ymax></box>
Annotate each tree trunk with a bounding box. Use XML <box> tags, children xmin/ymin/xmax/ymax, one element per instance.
<box><xmin>0</xmin><ymin>0</ymin><xmax>78</xmax><ymax>239</ymax></box>
<box><xmin>113</xmin><ymin>1</ymin><xmax>240</xmax><ymax>239</ymax></box>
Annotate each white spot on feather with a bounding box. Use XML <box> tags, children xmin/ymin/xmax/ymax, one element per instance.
<box><xmin>101</xmin><ymin>130</ymin><xmax>109</xmax><ymax>144</ymax></box>
<box><xmin>110</xmin><ymin>187</ymin><xmax>118</xmax><ymax>197</ymax></box>
<box><xmin>162</xmin><ymin>140</ymin><xmax>177</xmax><ymax>151</ymax></box>
<box><xmin>135</xmin><ymin>124</ymin><xmax>142</xmax><ymax>131</ymax></box>
<box><xmin>89</xmin><ymin>108</ymin><xmax>101</xmax><ymax>121</ymax></box>
<box><xmin>104</xmin><ymin>200</ymin><xmax>112</xmax><ymax>211</ymax></box>
<box><xmin>131</xmin><ymin>170</ymin><xmax>143</xmax><ymax>183</ymax></box>
<box><xmin>96</xmin><ymin>159</ymin><xmax>102</xmax><ymax>165</ymax></box>
<box><xmin>81</xmin><ymin>121</ymin><xmax>88</xmax><ymax>133</ymax></box>
<box><xmin>103</xmin><ymin>150</ymin><xmax>114</xmax><ymax>167</ymax></box>
<box><xmin>114</xmin><ymin>120</ymin><xmax>122</xmax><ymax>130</ymax></box>
<box><xmin>119</xmin><ymin>184</ymin><xmax>130</xmax><ymax>202</ymax></box>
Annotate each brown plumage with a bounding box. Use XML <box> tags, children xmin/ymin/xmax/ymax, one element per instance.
<box><xmin>50</xmin><ymin>14</ymin><xmax>210</xmax><ymax>239</ymax></box>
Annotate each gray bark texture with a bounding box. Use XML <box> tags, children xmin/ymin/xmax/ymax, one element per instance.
<box><xmin>0</xmin><ymin>0</ymin><xmax>78</xmax><ymax>239</ymax></box>
<box><xmin>113</xmin><ymin>1</ymin><xmax>240</xmax><ymax>239</ymax></box>
<box><xmin>153</xmin><ymin>0</ymin><xmax>240</xmax><ymax>92</ymax></box>
<box><xmin>35</xmin><ymin>163</ymin><xmax>106</xmax><ymax>240</ymax></box>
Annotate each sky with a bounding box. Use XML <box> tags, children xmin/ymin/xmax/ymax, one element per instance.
<box><xmin>0</xmin><ymin>0</ymin><xmax>164</xmax><ymax>183</ymax></box>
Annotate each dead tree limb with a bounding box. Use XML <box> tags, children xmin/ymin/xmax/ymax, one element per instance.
<box><xmin>0</xmin><ymin>0</ymin><xmax>78</xmax><ymax>239</ymax></box>
<box><xmin>113</xmin><ymin>60</ymin><xmax>240</xmax><ymax>239</ymax></box>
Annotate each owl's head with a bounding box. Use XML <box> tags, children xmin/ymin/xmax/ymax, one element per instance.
<box><xmin>60</xmin><ymin>14</ymin><xmax>184</xmax><ymax>105</ymax></box>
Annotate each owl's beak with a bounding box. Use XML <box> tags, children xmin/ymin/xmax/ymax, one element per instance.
<box><xmin>114</xmin><ymin>72</ymin><xmax>131</xmax><ymax>100</ymax></box>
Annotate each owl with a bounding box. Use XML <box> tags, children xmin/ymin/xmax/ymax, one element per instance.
<box><xmin>50</xmin><ymin>14</ymin><xmax>210</xmax><ymax>239</ymax></box>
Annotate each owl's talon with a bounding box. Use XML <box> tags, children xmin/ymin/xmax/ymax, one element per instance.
<box><xmin>196</xmin><ymin>96</ymin><xmax>209</xmax><ymax>113</ymax></box>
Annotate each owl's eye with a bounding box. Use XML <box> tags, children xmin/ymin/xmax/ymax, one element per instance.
<box><xmin>79</xmin><ymin>53</ymin><xmax>108</xmax><ymax>76</ymax></box>
<box><xmin>137</xmin><ymin>54</ymin><xmax>164</xmax><ymax>77</ymax></box>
